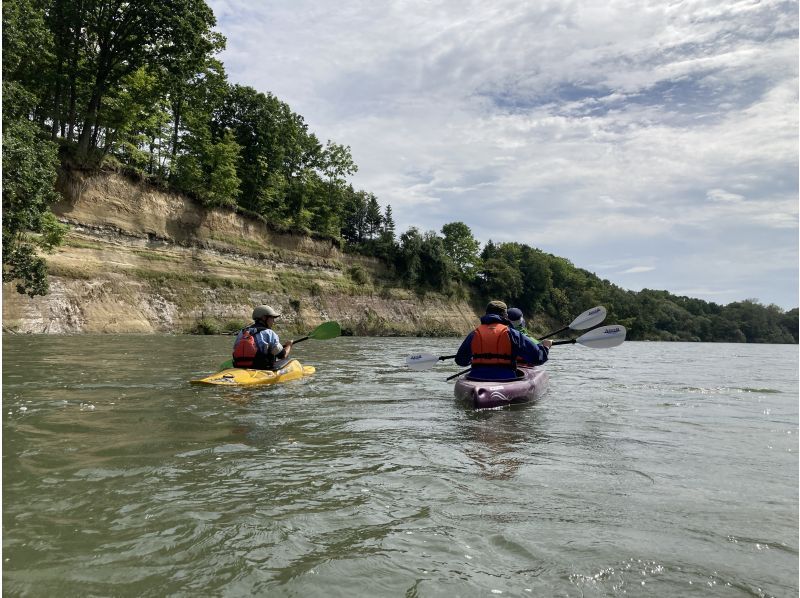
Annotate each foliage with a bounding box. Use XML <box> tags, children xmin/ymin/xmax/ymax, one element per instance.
<box><xmin>346</xmin><ymin>264</ymin><xmax>371</xmax><ymax>286</ymax></box>
<box><xmin>5</xmin><ymin>0</ymin><xmax>797</xmax><ymax>343</ymax></box>
<box><xmin>2</xmin><ymin>83</ymin><xmax>67</xmax><ymax>296</ymax></box>
<box><xmin>441</xmin><ymin>221</ymin><xmax>481</xmax><ymax>279</ymax></box>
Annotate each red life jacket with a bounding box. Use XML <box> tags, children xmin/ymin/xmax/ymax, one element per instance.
<box><xmin>232</xmin><ymin>326</ymin><xmax>270</xmax><ymax>368</ymax></box>
<box><xmin>471</xmin><ymin>322</ymin><xmax>515</xmax><ymax>368</ymax></box>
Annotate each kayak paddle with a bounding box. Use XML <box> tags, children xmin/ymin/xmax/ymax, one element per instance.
<box><xmin>445</xmin><ymin>324</ymin><xmax>626</xmax><ymax>381</ymax></box>
<box><xmin>405</xmin><ymin>353</ymin><xmax>457</xmax><ymax>371</ymax></box>
<box><xmin>539</xmin><ymin>306</ymin><xmax>607</xmax><ymax>340</ymax></box>
<box><xmin>292</xmin><ymin>320</ymin><xmax>342</xmax><ymax>342</ymax></box>
<box><xmin>217</xmin><ymin>320</ymin><xmax>341</xmax><ymax>370</ymax></box>
<box><xmin>551</xmin><ymin>325</ymin><xmax>626</xmax><ymax>348</ymax></box>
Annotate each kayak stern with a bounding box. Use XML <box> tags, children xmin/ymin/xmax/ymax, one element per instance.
<box><xmin>454</xmin><ymin>367</ymin><xmax>548</xmax><ymax>409</ymax></box>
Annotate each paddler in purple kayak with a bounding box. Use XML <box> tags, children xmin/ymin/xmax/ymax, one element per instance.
<box><xmin>455</xmin><ymin>300</ymin><xmax>552</xmax><ymax>381</ymax></box>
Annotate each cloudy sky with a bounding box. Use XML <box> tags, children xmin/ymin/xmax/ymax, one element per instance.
<box><xmin>208</xmin><ymin>0</ymin><xmax>798</xmax><ymax>309</ymax></box>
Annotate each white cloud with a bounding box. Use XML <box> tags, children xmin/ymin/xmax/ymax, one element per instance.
<box><xmin>621</xmin><ymin>266</ymin><xmax>657</xmax><ymax>274</ymax></box>
<box><xmin>707</xmin><ymin>189</ymin><xmax>745</xmax><ymax>203</ymax></box>
<box><xmin>208</xmin><ymin>0</ymin><xmax>799</xmax><ymax>309</ymax></box>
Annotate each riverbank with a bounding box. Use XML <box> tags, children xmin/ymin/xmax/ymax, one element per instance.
<box><xmin>2</xmin><ymin>167</ymin><xmax>480</xmax><ymax>335</ymax></box>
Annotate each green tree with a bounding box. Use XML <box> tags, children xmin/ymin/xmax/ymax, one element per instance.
<box><xmin>418</xmin><ymin>231</ymin><xmax>455</xmax><ymax>292</ymax></box>
<box><xmin>2</xmin><ymin>98</ymin><xmax>67</xmax><ymax>296</ymax></box>
<box><xmin>101</xmin><ymin>67</ymin><xmax>167</xmax><ymax>171</ymax></box>
<box><xmin>478</xmin><ymin>257</ymin><xmax>523</xmax><ymax>301</ymax></box>
<box><xmin>365</xmin><ymin>194</ymin><xmax>382</xmax><ymax>239</ymax></box>
<box><xmin>173</xmin><ymin>126</ymin><xmax>241</xmax><ymax>208</ymax></box>
<box><xmin>518</xmin><ymin>246</ymin><xmax>553</xmax><ymax>313</ymax></box>
<box><xmin>3</xmin><ymin>0</ymin><xmax>54</xmax><ymax>121</ymax></box>
<box><xmin>216</xmin><ymin>85</ymin><xmax>293</xmax><ymax>218</ymax></box>
<box><xmin>397</xmin><ymin>227</ymin><xmax>423</xmax><ymax>287</ymax></box>
<box><xmin>382</xmin><ymin>205</ymin><xmax>396</xmax><ymax>242</ymax></box>
<box><xmin>71</xmin><ymin>0</ymin><xmax>218</xmax><ymax>164</ymax></box>
<box><xmin>341</xmin><ymin>189</ymin><xmax>369</xmax><ymax>244</ymax></box>
<box><xmin>441</xmin><ymin>221</ymin><xmax>481</xmax><ymax>279</ymax></box>
<box><xmin>306</xmin><ymin>141</ymin><xmax>356</xmax><ymax>236</ymax></box>
<box><xmin>205</xmin><ymin>129</ymin><xmax>241</xmax><ymax>207</ymax></box>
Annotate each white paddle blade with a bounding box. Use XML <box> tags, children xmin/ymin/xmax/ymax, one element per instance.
<box><xmin>405</xmin><ymin>353</ymin><xmax>441</xmax><ymax>371</ymax></box>
<box><xmin>576</xmin><ymin>325</ymin><xmax>626</xmax><ymax>348</ymax></box>
<box><xmin>570</xmin><ymin>306</ymin><xmax>607</xmax><ymax>330</ymax></box>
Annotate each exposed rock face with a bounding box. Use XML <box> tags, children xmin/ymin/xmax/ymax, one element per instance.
<box><xmin>3</xmin><ymin>168</ymin><xmax>480</xmax><ymax>335</ymax></box>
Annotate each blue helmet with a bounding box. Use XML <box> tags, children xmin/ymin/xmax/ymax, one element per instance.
<box><xmin>507</xmin><ymin>307</ymin><xmax>524</xmax><ymax>328</ymax></box>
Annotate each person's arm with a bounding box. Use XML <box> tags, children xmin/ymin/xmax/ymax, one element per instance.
<box><xmin>511</xmin><ymin>328</ymin><xmax>551</xmax><ymax>365</ymax></box>
<box><xmin>520</xmin><ymin>326</ymin><xmax>540</xmax><ymax>343</ymax></box>
<box><xmin>454</xmin><ymin>332</ymin><xmax>475</xmax><ymax>366</ymax></box>
<box><xmin>257</xmin><ymin>330</ymin><xmax>285</xmax><ymax>358</ymax></box>
<box><xmin>278</xmin><ymin>339</ymin><xmax>293</xmax><ymax>358</ymax></box>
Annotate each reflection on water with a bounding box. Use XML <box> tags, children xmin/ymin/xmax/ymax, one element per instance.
<box><xmin>3</xmin><ymin>335</ymin><xmax>798</xmax><ymax>596</ymax></box>
<box><xmin>457</xmin><ymin>408</ymin><xmax>551</xmax><ymax>480</ymax></box>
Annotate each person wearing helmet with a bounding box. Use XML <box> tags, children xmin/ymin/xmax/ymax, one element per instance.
<box><xmin>454</xmin><ymin>300</ymin><xmax>552</xmax><ymax>380</ymax></box>
<box><xmin>506</xmin><ymin>307</ymin><xmax>541</xmax><ymax>367</ymax></box>
<box><xmin>231</xmin><ymin>305</ymin><xmax>293</xmax><ymax>369</ymax></box>
<box><xmin>507</xmin><ymin>307</ymin><xmax>539</xmax><ymax>342</ymax></box>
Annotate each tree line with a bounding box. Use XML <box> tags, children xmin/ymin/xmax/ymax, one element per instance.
<box><xmin>3</xmin><ymin>0</ymin><xmax>797</xmax><ymax>343</ymax></box>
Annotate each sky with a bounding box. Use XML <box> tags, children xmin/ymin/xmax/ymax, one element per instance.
<box><xmin>207</xmin><ymin>0</ymin><xmax>799</xmax><ymax>309</ymax></box>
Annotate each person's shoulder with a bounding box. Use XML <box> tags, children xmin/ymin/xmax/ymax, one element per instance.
<box><xmin>512</xmin><ymin>328</ymin><xmax>535</xmax><ymax>344</ymax></box>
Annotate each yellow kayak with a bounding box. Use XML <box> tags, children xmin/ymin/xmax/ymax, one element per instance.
<box><xmin>191</xmin><ymin>359</ymin><xmax>315</xmax><ymax>386</ymax></box>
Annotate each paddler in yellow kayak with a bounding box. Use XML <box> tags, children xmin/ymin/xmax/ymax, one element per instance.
<box><xmin>232</xmin><ymin>305</ymin><xmax>293</xmax><ymax>369</ymax></box>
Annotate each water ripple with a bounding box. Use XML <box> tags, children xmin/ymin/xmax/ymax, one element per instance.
<box><xmin>3</xmin><ymin>336</ymin><xmax>797</xmax><ymax>596</ymax></box>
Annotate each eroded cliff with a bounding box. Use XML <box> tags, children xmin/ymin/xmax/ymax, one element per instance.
<box><xmin>2</xmin><ymin>168</ymin><xmax>480</xmax><ymax>335</ymax></box>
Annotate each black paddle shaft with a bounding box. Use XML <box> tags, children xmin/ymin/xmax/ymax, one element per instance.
<box><xmin>446</xmin><ymin>367</ymin><xmax>471</xmax><ymax>381</ymax></box>
<box><xmin>539</xmin><ymin>326</ymin><xmax>568</xmax><ymax>341</ymax></box>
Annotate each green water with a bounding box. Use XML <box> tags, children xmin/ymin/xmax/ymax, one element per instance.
<box><xmin>3</xmin><ymin>335</ymin><xmax>798</xmax><ymax>596</ymax></box>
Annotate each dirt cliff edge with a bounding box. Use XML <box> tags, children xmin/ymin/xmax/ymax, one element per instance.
<box><xmin>3</xmin><ymin>168</ymin><xmax>480</xmax><ymax>336</ymax></box>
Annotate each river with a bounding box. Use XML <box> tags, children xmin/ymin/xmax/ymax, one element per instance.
<box><xmin>3</xmin><ymin>335</ymin><xmax>798</xmax><ymax>596</ymax></box>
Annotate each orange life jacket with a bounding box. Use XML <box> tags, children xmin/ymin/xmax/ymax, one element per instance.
<box><xmin>232</xmin><ymin>326</ymin><xmax>271</xmax><ymax>368</ymax></box>
<box><xmin>470</xmin><ymin>322</ymin><xmax>515</xmax><ymax>368</ymax></box>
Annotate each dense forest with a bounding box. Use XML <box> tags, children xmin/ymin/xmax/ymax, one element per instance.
<box><xmin>3</xmin><ymin>0</ymin><xmax>797</xmax><ymax>343</ymax></box>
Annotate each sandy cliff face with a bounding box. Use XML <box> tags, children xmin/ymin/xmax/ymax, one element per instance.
<box><xmin>3</xmin><ymin>168</ymin><xmax>480</xmax><ymax>335</ymax></box>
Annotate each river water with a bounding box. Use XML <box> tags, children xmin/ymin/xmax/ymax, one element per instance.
<box><xmin>3</xmin><ymin>335</ymin><xmax>798</xmax><ymax>597</ymax></box>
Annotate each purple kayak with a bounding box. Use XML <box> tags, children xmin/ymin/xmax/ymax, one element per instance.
<box><xmin>454</xmin><ymin>367</ymin><xmax>549</xmax><ymax>409</ymax></box>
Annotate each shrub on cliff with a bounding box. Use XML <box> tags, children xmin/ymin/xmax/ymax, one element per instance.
<box><xmin>2</xmin><ymin>84</ymin><xmax>67</xmax><ymax>296</ymax></box>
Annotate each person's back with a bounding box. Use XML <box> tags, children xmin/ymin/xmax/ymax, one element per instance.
<box><xmin>455</xmin><ymin>301</ymin><xmax>552</xmax><ymax>381</ymax></box>
<box><xmin>464</xmin><ymin>312</ymin><xmax>518</xmax><ymax>380</ymax></box>
<box><xmin>232</xmin><ymin>305</ymin><xmax>292</xmax><ymax>370</ymax></box>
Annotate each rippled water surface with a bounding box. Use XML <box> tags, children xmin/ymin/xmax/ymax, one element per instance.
<box><xmin>3</xmin><ymin>335</ymin><xmax>798</xmax><ymax>596</ymax></box>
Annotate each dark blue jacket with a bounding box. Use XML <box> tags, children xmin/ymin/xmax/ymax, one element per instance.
<box><xmin>455</xmin><ymin>314</ymin><xmax>549</xmax><ymax>380</ymax></box>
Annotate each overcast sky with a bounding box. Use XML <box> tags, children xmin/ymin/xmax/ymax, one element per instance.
<box><xmin>208</xmin><ymin>0</ymin><xmax>798</xmax><ymax>309</ymax></box>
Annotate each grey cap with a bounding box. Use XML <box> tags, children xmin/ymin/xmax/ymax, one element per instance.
<box><xmin>252</xmin><ymin>305</ymin><xmax>280</xmax><ymax>319</ymax></box>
